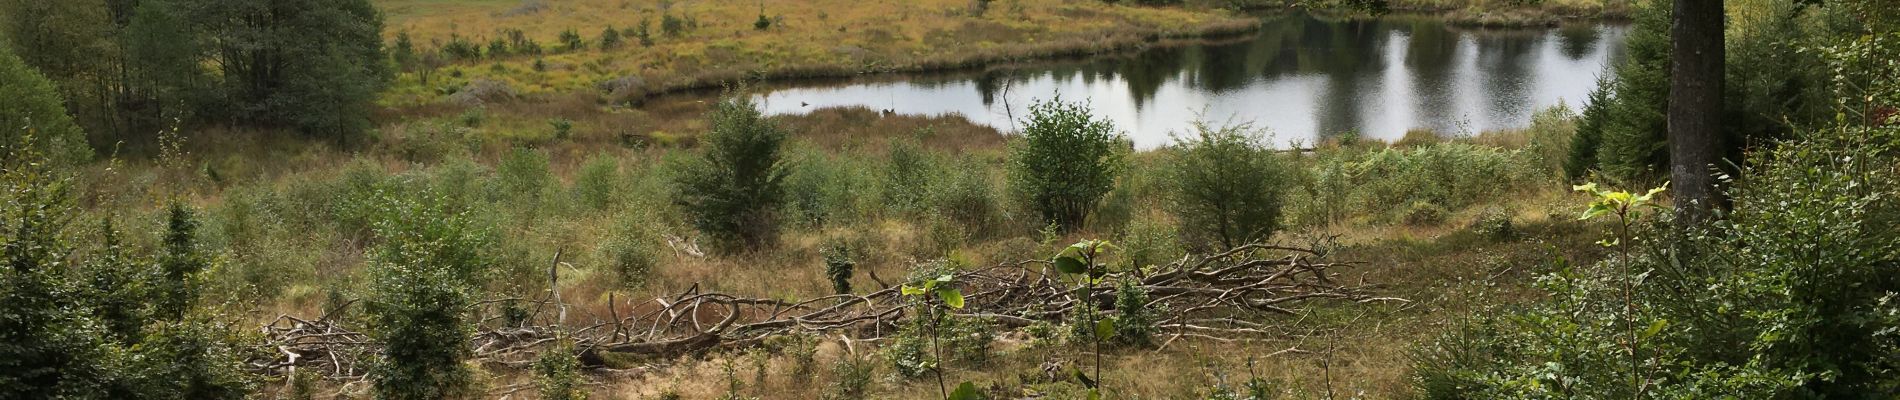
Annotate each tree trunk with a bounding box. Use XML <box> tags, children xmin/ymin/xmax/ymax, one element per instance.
<box><xmin>1667</xmin><ymin>0</ymin><xmax>1725</xmax><ymax>223</ymax></box>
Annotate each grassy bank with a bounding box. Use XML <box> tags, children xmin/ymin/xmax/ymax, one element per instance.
<box><xmin>375</xmin><ymin>0</ymin><xmax>1261</xmax><ymax>107</ymax></box>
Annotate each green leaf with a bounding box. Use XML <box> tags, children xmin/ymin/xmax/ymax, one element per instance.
<box><xmin>1095</xmin><ymin>318</ymin><xmax>1115</xmax><ymax>340</ymax></box>
<box><xmin>938</xmin><ymin>288</ymin><xmax>965</xmax><ymax>309</ymax></box>
<box><xmin>1642</xmin><ymin>319</ymin><xmax>1669</xmax><ymax>339</ymax></box>
<box><xmin>1054</xmin><ymin>255</ymin><xmax>1088</xmax><ymax>274</ymax></box>
<box><xmin>1087</xmin><ymin>389</ymin><xmax>1102</xmax><ymax>400</ymax></box>
<box><xmin>901</xmin><ymin>285</ymin><xmax>925</xmax><ymax>296</ymax></box>
<box><xmin>948</xmin><ymin>381</ymin><xmax>983</xmax><ymax>400</ymax></box>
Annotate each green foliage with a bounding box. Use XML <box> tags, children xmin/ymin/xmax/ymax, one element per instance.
<box><xmin>571</xmin><ymin>153</ymin><xmax>620</xmax><ymax>211</ymax></box>
<box><xmin>599</xmin><ymin>26</ymin><xmax>622</xmax><ymax>49</ymax></box>
<box><xmin>636</xmin><ymin>19</ymin><xmax>655</xmax><ymax>46</ymax></box>
<box><xmin>670</xmin><ymin>95</ymin><xmax>789</xmax><ymax>252</ymax></box>
<box><xmin>363</xmin><ymin>192</ymin><xmax>492</xmax><ymax>400</ymax></box>
<box><xmin>535</xmin><ymin>338</ymin><xmax>588</xmax><ymax>400</ymax></box>
<box><xmin>174</xmin><ymin>0</ymin><xmax>390</xmax><ymax>137</ymax></box>
<box><xmin>661</xmin><ymin>14</ymin><xmax>688</xmax><ymax>37</ymax></box>
<box><xmin>1413</xmin><ymin>118</ymin><xmax>1900</xmax><ymax>398</ymax></box>
<box><xmin>550</xmin><ymin>117</ymin><xmax>575</xmax><ymax>140</ymax></box>
<box><xmin>825</xmin><ymin>351</ymin><xmax>876</xmax><ymax>400</ymax></box>
<box><xmin>754</xmin><ymin>14</ymin><xmax>772</xmax><ymax>30</ymax></box>
<box><xmin>1007</xmin><ymin>97</ymin><xmax>1126</xmax><ymax>231</ymax></box>
<box><xmin>601</xmin><ymin>214</ymin><xmax>658</xmax><ymax>291</ymax></box>
<box><xmin>1585</xmin><ymin>0</ymin><xmax>1671</xmax><ymax>181</ymax></box>
<box><xmin>1162</xmin><ymin>121</ymin><xmax>1287</xmax><ymax>249</ymax></box>
<box><xmin>126</xmin><ymin>319</ymin><xmax>257</xmax><ymax>400</ymax></box>
<box><xmin>1467</xmin><ymin>207</ymin><xmax>1516</xmax><ymax>241</ymax></box>
<box><xmin>0</xmin><ymin>46</ymin><xmax>89</xmax><ymax>166</ymax></box>
<box><xmin>154</xmin><ymin>204</ymin><xmax>208</xmax><ymax>320</ymax></box>
<box><xmin>0</xmin><ymin>140</ymin><xmax>119</xmax><ymax>398</ymax></box>
<box><xmin>1399</xmin><ymin>200</ymin><xmax>1448</xmax><ymax>226</ymax></box>
<box><xmin>1112</xmin><ymin>278</ymin><xmax>1156</xmax><ymax>348</ymax></box>
<box><xmin>782</xmin><ymin>146</ymin><xmax>871</xmax><ymax>227</ymax></box>
<box><xmin>80</xmin><ymin>220</ymin><xmax>149</xmax><ymax>343</ymax></box>
<box><xmin>559</xmin><ymin>28</ymin><xmax>586</xmax><ymax>52</ymax></box>
<box><xmin>497</xmin><ymin>147</ymin><xmax>553</xmax><ymax>208</ymax></box>
<box><xmin>822</xmin><ymin>242</ymin><xmax>855</xmax><ymax>294</ymax></box>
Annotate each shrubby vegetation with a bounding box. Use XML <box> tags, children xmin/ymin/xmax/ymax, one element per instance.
<box><xmin>1413</xmin><ymin>21</ymin><xmax>1900</xmax><ymax>398</ymax></box>
<box><xmin>1162</xmin><ymin>122</ymin><xmax>1288</xmax><ymax>249</ymax></box>
<box><xmin>671</xmin><ymin>95</ymin><xmax>789</xmax><ymax>252</ymax></box>
<box><xmin>1008</xmin><ymin>98</ymin><xmax>1126</xmax><ymax>232</ymax></box>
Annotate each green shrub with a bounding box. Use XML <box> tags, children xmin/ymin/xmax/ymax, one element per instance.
<box><xmin>670</xmin><ymin>95</ymin><xmax>789</xmax><ymax>252</ymax></box>
<box><xmin>1163</xmin><ymin>122</ymin><xmax>1288</xmax><ymax>249</ymax></box>
<box><xmin>571</xmin><ymin>153</ymin><xmax>621</xmax><ymax>211</ymax></box>
<box><xmin>822</xmin><ymin>242</ymin><xmax>855</xmax><ymax>294</ymax></box>
<box><xmin>550</xmin><ymin>117</ymin><xmax>575</xmax><ymax>140</ymax></box>
<box><xmin>535</xmin><ymin>338</ymin><xmax>587</xmax><ymax>400</ymax></box>
<box><xmin>364</xmin><ymin>193</ymin><xmax>492</xmax><ymax>400</ymax></box>
<box><xmin>1468</xmin><ymin>207</ymin><xmax>1516</xmax><ymax>240</ymax></box>
<box><xmin>0</xmin><ymin>148</ymin><xmax>122</xmax><ymax>398</ymax></box>
<box><xmin>784</xmin><ymin>147</ymin><xmax>869</xmax><ymax>227</ymax></box>
<box><xmin>1411</xmin><ymin>120</ymin><xmax>1900</xmax><ymax>398</ymax></box>
<box><xmin>80</xmin><ymin>220</ymin><xmax>149</xmax><ymax>343</ymax></box>
<box><xmin>599</xmin><ymin>26</ymin><xmax>622</xmax><ymax>49</ymax></box>
<box><xmin>496</xmin><ymin>147</ymin><xmax>553</xmax><ymax>208</ymax></box>
<box><xmin>754</xmin><ymin>14</ymin><xmax>771</xmax><ymax>30</ymax></box>
<box><xmin>1113</xmin><ymin>278</ymin><xmax>1156</xmax><ymax>348</ymax></box>
<box><xmin>826</xmin><ymin>352</ymin><xmax>875</xmax><ymax>400</ymax></box>
<box><xmin>880</xmin><ymin>139</ymin><xmax>936</xmax><ymax>215</ymax></box>
<box><xmin>601</xmin><ymin>214</ymin><xmax>659</xmax><ymax>291</ymax></box>
<box><xmin>1399</xmin><ymin>201</ymin><xmax>1448</xmax><ymax>226</ymax></box>
<box><xmin>154</xmin><ymin>203</ymin><xmax>209</xmax><ymax>320</ymax></box>
<box><xmin>1007</xmin><ymin>97</ymin><xmax>1125</xmax><ymax>231</ymax></box>
<box><xmin>558</xmin><ymin>28</ymin><xmax>585</xmax><ymax>51</ymax></box>
<box><xmin>127</xmin><ymin>320</ymin><xmax>257</xmax><ymax>399</ymax></box>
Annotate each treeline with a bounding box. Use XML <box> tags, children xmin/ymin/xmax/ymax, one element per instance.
<box><xmin>0</xmin><ymin>0</ymin><xmax>387</xmax><ymax>144</ymax></box>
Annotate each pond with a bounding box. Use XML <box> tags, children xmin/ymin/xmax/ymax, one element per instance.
<box><xmin>753</xmin><ymin>13</ymin><xmax>1630</xmax><ymax>149</ymax></box>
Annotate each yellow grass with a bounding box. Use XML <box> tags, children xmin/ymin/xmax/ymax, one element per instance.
<box><xmin>373</xmin><ymin>0</ymin><xmax>1258</xmax><ymax>105</ymax></box>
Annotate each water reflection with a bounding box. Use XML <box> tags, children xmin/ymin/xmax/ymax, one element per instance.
<box><xmin>757</xmin><ymin>13</ymin><xmax>1629</xmax><ymax>148</ymax></box>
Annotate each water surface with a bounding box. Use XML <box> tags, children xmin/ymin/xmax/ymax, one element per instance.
<box><xmin>755</xmin><ymin>13</ymin><xmax>1629</xmax><ymax>148</ymax></box>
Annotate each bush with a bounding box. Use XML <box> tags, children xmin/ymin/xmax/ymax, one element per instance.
<box><xmin>599</xmin><ymin>26</ymin><xmax>622</xmax><ymax>49</ymax></box>
<box><xmin>754</xmin><ymin>14</ymin><xmax>771</xmax><ymax>30</ymax></box>
<box><xmin>535</xmin><ymin>338</ymin><xmax>587</xmax><ymax>400</ymax></box>
<box><xmin>571</xmin><ymin>153</ymin><xmax>620</xmax><ymax>211</ymax></box>
<box><xmin>826</xmin><ymin>352</ymin><xmax>875</xmax><ymax>400</ymax></box>
<box><xmin>363</xmin><ymin>193</ymin><xmax>492</xmax><ymax>400</ymax></box>
<box><xmin>822</xmin><ymin>242</ymin><xmax>855</xmax><ymax>294</ymax></box>
<box><xmin>1113</xmin><ymin>278</ymin><xmax>1156</xmax><ymax>347</ymax></box>
<box><xmin>558</xmin><ymin>28</ymin><xmax>585</xmax><ymax>52</ymax></box>
<box><xmin>127</xmin><ymin>320</ymin><xmax>257</xmax><ymax>399</ymax></box>
<box><xmin>1399</xmin><ymin>201</ymin><xmax>1448</xmax><ymax>226</ymax></box>
<box><xmin>670</xmin><ymin>95</ymin><xmax>789</xmax><ymax>252</ymax></box>
<box><xmin>496</xmin><ymin>147</ymin><xmax>553</xmax><ymax>208</ymax></box>
<box><xmin>601</xmin><ymin>214</ymin><xmax>658</xmax><ymax>291</ymax></box>
<box><xmin>0</xmin><ymin>148</ymin><xmax>121</xmax><ymax>398</ymax></box>
<box><xmin>1163</xmin><ymin>122</ymin><xmax>1288</xmax><ymax>249</ymax></box>
<box><xmin>783</xmin><ymin>147</ymin><xmax>868</xmax><ymax>227</ymax></box>
<box><xmin>154</xmin><ymin>203</ymin><xmax>210</xmax><ymax>320</ymax></box>
<box><xmin>880</xmin><ymin>140</ymin><xmax>935</xmax><ymax>215</ymax></box>
<box><xmin>1468</xmin><ymin>207</ymin><xmax>1516</xmax><ymax>240</ymax></box>
<box><xmin>1007</xmin><ymin>97</ymin><xmax>1125</xmax><ymax>231</ymax></box>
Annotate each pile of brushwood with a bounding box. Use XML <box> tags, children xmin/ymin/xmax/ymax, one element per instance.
<box><xmin>252</xmin><ymin>243</ymin><xmax>1402</xmax><ymax>379</ymax></box>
